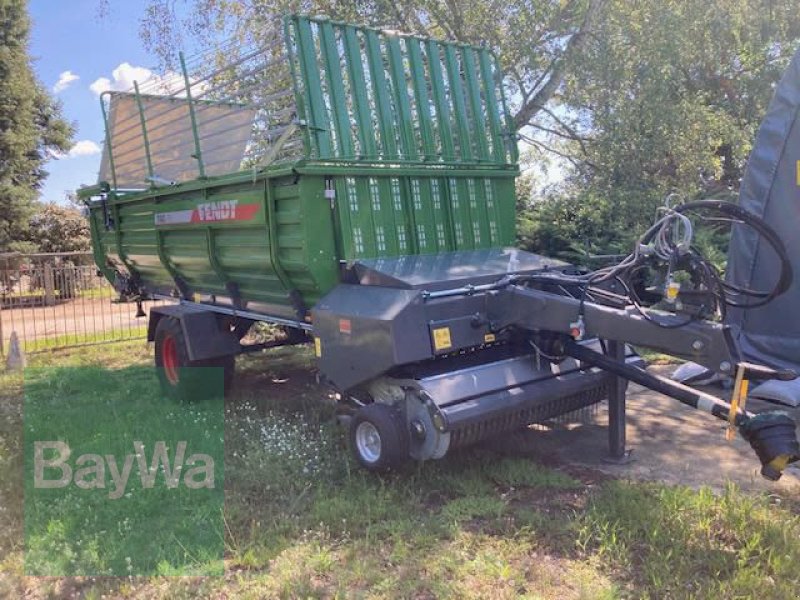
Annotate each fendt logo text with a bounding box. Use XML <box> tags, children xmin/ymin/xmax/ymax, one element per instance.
<box><xmin>154</xmin><ymin>199</ymin><xmax>260</xmax><ymax>226</ymax></box>
<box><xmin>196</xmin><ymin>200</ymin><xmax>238</xmax><ymax>221</ymax></box>
<box><xmin>33</xmin><ymin>441</ymin><xmax>215</xmax><ymax>499</ymax></box>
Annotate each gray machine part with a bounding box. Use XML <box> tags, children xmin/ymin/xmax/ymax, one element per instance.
<box><xmin>313</xmin><ymin>248</ymin><xmax>751</xmax><ymax>464</ymax></box>
<box><xmin>412</xmin><ymin>346</ymin><xmax>639</xmax><ymax>454</ymax></box>
<box><xmin>727</xmin><ymin>46</ymin><xmax>800</xmax><ymax>370</ymax></box>
<box><xmin>355</xmin><ymin>343</ymin><xmax>639</xmax><ymax>462</ymax></box>
<box><xmin>313</xmin><ymin>250</ymin><xmax>740</xmax><ymax>392</ymax></box>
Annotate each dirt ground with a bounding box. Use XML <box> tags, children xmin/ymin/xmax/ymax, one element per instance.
<box><xmin>246</xmin><ymin>349</ymin><xmax>800</xmax><ymax>494</ymax></box>
<box><xmin>505</xmin><ymin>364</ymin><xmax>800</xmax><ymax>493</ymax></box>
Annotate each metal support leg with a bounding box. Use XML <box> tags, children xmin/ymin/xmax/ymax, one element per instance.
<box><xmin>607</xmin><ymin>340</ymin><xmax>626</xmax><ymax>458</ymax></box>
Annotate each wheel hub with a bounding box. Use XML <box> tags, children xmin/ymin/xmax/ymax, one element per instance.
<box><xmin>355</xmin><ymin>421</ymin><xmax>382</xmax><ymax>463</ymax></box>
<box><xmin>162</xmin><ymin>335</ymin><xmax>179</xmax><ymax>385</ymax></box>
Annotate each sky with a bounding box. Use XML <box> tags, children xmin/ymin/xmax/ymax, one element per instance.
<box><xmin>29</xmin><ymin>1</ymin><xmax>170</xmax><ymax>203</ymax></box>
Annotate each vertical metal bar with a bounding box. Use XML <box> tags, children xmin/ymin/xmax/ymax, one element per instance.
<box><xmin>355</xmin><ymin>177</ymin><xmax>378</xmax><ymax>256</ymax></box>
<box><xmin>265</xmin><ymin>177</ymin><xmax>298</xmax><ymax>297</ymax></box>
<box><xmin>430</xmin><ymin>177</ymin><xmax>454</xmax><ymax>250</ymax></box>
<box><xmin>443</xmin><ymin>45</ymin><xmax>472</xmax><ymax>161</ymax></box>
<box><xmin>483</xmin><ymin>178</ymin><xmax>503</xmax><ymax>245</ymax></box>
<box><xmin>95</xmin><ymin>272</ymin><xmax>104</xmax><ymax>342</ymax></box>
<box><xmin>376</xmin><ymin>177</ymin><xmax>401</xmax><ymax>254</ymax></box>
<box><xmin>319</xmin><ymin>21</ymin><xmax>354</xmax><ymax>158</ymax></box>
<box><xmin>374</xmin><ymin>177</ymin><xmax>400</xmax><ymax>255</ymax></box>
<box><xmin>425</xmin><ymin>40</ymin><xmax>454</xmax><ymax>160</ymax></box>
<box><xmin>49</xmin><ymin>262</ymin><xmax>58</xmax><ymax>348</ymax></box>
<box><xmin>447</xmin><ymin>176</ymin><xmax>473</xmax><ymax>249</ymax></box>
<box><xmin>179</xmin><ymin>51</ymin><xmax>206</xmax><ymax>179</ymax></box>
<box><xmin>493</xmin><ymin>53</ymin><xmax>518</xmax><ymax>163</ymax></box>
<box><xmin>343</xmin><ymin>26</ymin><xmax>376</xmax><ymax>158</ymax></box>
<box><xmin>333</xmin><ymin>176</ymin><xmax>354</xmax><ymax>256</ymax></box>
<box><xmin>99</xmin><ymin>92</ymin><xmax>119</xmax><ymax>190</ymax></box>
<box><xmin>66</xmin><ymin>267</ymin><xmax>75</xmax><ymax>345</ymax></box>
<box><xmin>28</xmin><ymin>262</ymin><xmax>37</xmax><ymax>353</ymax></box>
<box><xmin>386</xmin><ymin>36</ymin><xmax>417</xmax><ymax>160</ymax></box>
<box><xmin>406</xmin><ymin>38</ymin><xmax>436</xmax><ymax>161</ymax></box>
<box><xmin>294</xmin><ymin>17</ymin><xmax>333</xmax><ymax>157</ymax></box>
<box><xmin>468</xmin><ymin>177</ymin><xmax>491</xmax><ymax>246</ymax></box>
<box><xmin>461</xmin><ymin>48</ymin><xmax>489</xmax><ymax>161</ymax></box>
<box><xmin>478</xmin><ymin>50</ymin><xmax>505</xmax><ymax>163</ymax></box>
<box><xmin>133</xmin><ymin>81</ymin><xmax>155</xmax><ymax>182</ymax></box>
<box><xmin>284</xmin><ymin>17</ymin><xmax>312</xmax><ymax>158</ymax></box>
<box><xmin>79</xmin><ymin>265</ymin><xmax>89</xmax><ymax>346</ymax></box>
<box><xmin>608</xmin><ymin>340</ymin><xmax>627</xmax><ymax>458</ymax></box>
<box><xmin>365</xmin><ymin>29</ymin><xmax>397</xmax><ymax>158</ymax></box>
<box><xmin>411</xmin><ymin>177</ymin><xmax>437</xmax><ymax>253</ymax></box>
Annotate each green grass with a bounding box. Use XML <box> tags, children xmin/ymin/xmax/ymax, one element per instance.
<box><xmin>1</xmin><ymin>341</ymin><xmax>800</xmax><ymax>598</ymax></box>
<box><xmin>77</xmin><ymin>286</ymin><xmax>112</xmax><ymax>299</ymax></box>
<box><xmin>20</xmin><ymin>360</ymin><xmax>224</xmax><ymax>576</ymax></box>
<box><xmin>19</xmin><ymin>326</ymin><xmax>147</xmax><ymax>353</ymax></box>
<box><xmin>633</xmin><ymin>346</ymin><xmax>681</xmax><ymax>365</ymax></box>
<box><xmin>578</xmin><ymin>482</ymin><xmax>800</xmax><ymax>598</ymax></box>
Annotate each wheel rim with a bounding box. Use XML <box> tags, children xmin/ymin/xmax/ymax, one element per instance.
<box><xmin>355</xmin><ymin>421</ymin><xmax>382</xmax><ymax>463</ymax></box>
<box><xmin>162</xmin><ymin>335</ymin><xmax>179</xmax><ymax>385</ymax></box>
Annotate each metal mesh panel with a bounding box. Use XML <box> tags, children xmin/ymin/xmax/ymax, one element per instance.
<box><xmin>97</xmin><ymin>15</ymin><xmax>516</xmax><ymax>192</ymax></box>
<box><xmin>98</xmin><ymin>35</ymin><xmax>301</xmax><ymax>189</ymax></box>
<box><xmin>285</xmin><ymin>16</ymin><xmax>517</xmax><ymax>164</ymax></box>
<box><xmin>99</xmin><ymin>94</ymin><xmax>257</xmax><ymax>187</ymax></box>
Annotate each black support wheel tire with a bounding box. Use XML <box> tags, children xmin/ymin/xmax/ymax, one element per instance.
<box><xmin>349</xmin><ymin>403</ymin><xmax>409</xmax><ymax>471</ymax></box>
<box><xmin>154</xmin><ymin>316</ymin><xmax>235</xmax><ymax>401</ymax></box>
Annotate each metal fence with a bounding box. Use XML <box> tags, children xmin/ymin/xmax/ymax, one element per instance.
<box><xmin>0</xmin><ymin>252</ymin><xmax>166</xmax><ymax>355</ymax></box>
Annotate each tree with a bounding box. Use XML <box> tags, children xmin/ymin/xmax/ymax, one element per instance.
<box><xmin>139</xmin><ymin>0</ymin><xmax>604</xmax><ymax>135</ymax></box>
<box><xmin>0</xmin><ymin>0</ymin><xmax>73</xmax><ymax>253</ymax></box>
<box><xmin>27</xmin><ymin>203</ymin><xmax>91</xmax><ymax>254</ymax></box>
<box><xmin>563</xmin><ymin>0</ymin><xmax>800</xmax><ymax>194</ymax></box>
<box><xmin>520</xmin><ymin>0</ymin><xmax>800</xmax><ymax>258</ymax></box>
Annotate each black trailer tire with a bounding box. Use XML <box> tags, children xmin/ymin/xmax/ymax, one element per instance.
<box><xmin>154</xmin><ymin>316</ymin><xmax>234</xmax><ymax>401</ymax></box>
<box><xmin>349</xmin><ymin>403</ymin><xmax>408</xmax><ymax>471</ymax></box>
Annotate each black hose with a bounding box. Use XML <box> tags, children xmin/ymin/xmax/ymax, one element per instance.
<box><xmin>674</xmin><ymin>200</ymin><xmax>793</xmax><ymax>308</ymax></box>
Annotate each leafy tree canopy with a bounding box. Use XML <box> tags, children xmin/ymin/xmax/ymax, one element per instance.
<box><xmin>27</xmin><ymin>203</ymin><xmax>91</xmax><ymax>254</ymax></box>
<box><xmin>139</xmin><ymin>0</ymin><xmax>603</xmax><ymax>134</ymax></box>
<box><xmin>521</xmin><ymin>0</ymin><xmax>800</xmax><ymax>257</ymax></box>
<box><xmin>0</xmin><ymin>0</ymin><xmax>74</xmax><ymax>253</ymax></box>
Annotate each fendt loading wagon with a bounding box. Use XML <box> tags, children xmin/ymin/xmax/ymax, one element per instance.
<box><xmin>81</xmin><ymin>16</ymin><xmax>799</xmax><ymax>478</ymax></box>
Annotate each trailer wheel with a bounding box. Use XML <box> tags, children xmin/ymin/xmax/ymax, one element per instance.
<box><xmin>349</xmin><ymin>404</ymin><xmax>408</xmax><ymax>471</ymax></box>
<box><xmin>154</xmin><ymin>316</ymin><xmax>234</xmax><ymax>401</ymax></box>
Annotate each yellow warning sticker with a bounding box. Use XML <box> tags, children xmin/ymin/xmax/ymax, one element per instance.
<box><xmin>314</xmin><ymin>337</ymin><xmax>322</xmax><ymax>357</ymax></box>
<box><xmin>432</xmin><ymin>327</ymin><xmax>452</xmax><ymax>351</ymax></box>
<box><xmin>796</xmin><ymin>160</ymin><xmax>800</xmax><ymax>186</ymax></box>
<box><xmin>484</xmin><ymin>333</ymin><xmax>496</xmax><ymax>343</ymax></box>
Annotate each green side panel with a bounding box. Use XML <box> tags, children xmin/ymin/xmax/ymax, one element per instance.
<box><xmin>286</xmin><ymin>16</ymin><xmax>517</xmax><ymax>165</ymax></box>
<box><xmin>331</xmin><ymin>172</ymin><xmax>516</xmax><ymax>260</ymax></box>
<box><xmin>86</xmin><ymin>15</ymin><xmax>524</xmax><ymax>313</ymax></box>
<box><xmin>87</xmin><ymin>174</ymin><xmax>339</xmax><ymax>315</ymax></box>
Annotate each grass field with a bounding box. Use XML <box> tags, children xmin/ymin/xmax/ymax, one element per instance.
<box><xmin>2</xmin><ymin>341</ymin><xmax>800</xmax><ymax>598</ymax></box>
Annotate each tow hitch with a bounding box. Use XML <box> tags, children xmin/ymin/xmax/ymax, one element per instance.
<box><xmin>565</xmin><ymin>340</ymin><xmax>800</xmax><ymax>481</ymax></box>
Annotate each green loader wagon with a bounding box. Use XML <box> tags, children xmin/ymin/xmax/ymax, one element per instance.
<box><xmin>81</xmin><ymin>15</ymin><xmax>800</xmax><ymax>478</ymax></box>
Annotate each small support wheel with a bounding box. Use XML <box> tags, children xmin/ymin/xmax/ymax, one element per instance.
<box><xmin>349</xmin><ymin>403</ymin><xmax>408</xmax><ymax>471</ymax></box>
<box><xmin>154</xmin><ymin>316</ymin><xmax>234</xmax><ymax>401</ymax></box>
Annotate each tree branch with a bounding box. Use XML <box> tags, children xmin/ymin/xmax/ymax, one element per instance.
<box><xmin>513</xmin><ymin>0</ymin><xmax>605</xmax><ymax>130</ymax></box>
<box><xmin>521</xmin><ymin>133</ymin><xmax>597</xmax><ymax>171</ymax></box>
<box><xmin>535</xmin><ymin>104</ymin><xmax>591</xmax><ymax>156</ymax></box>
